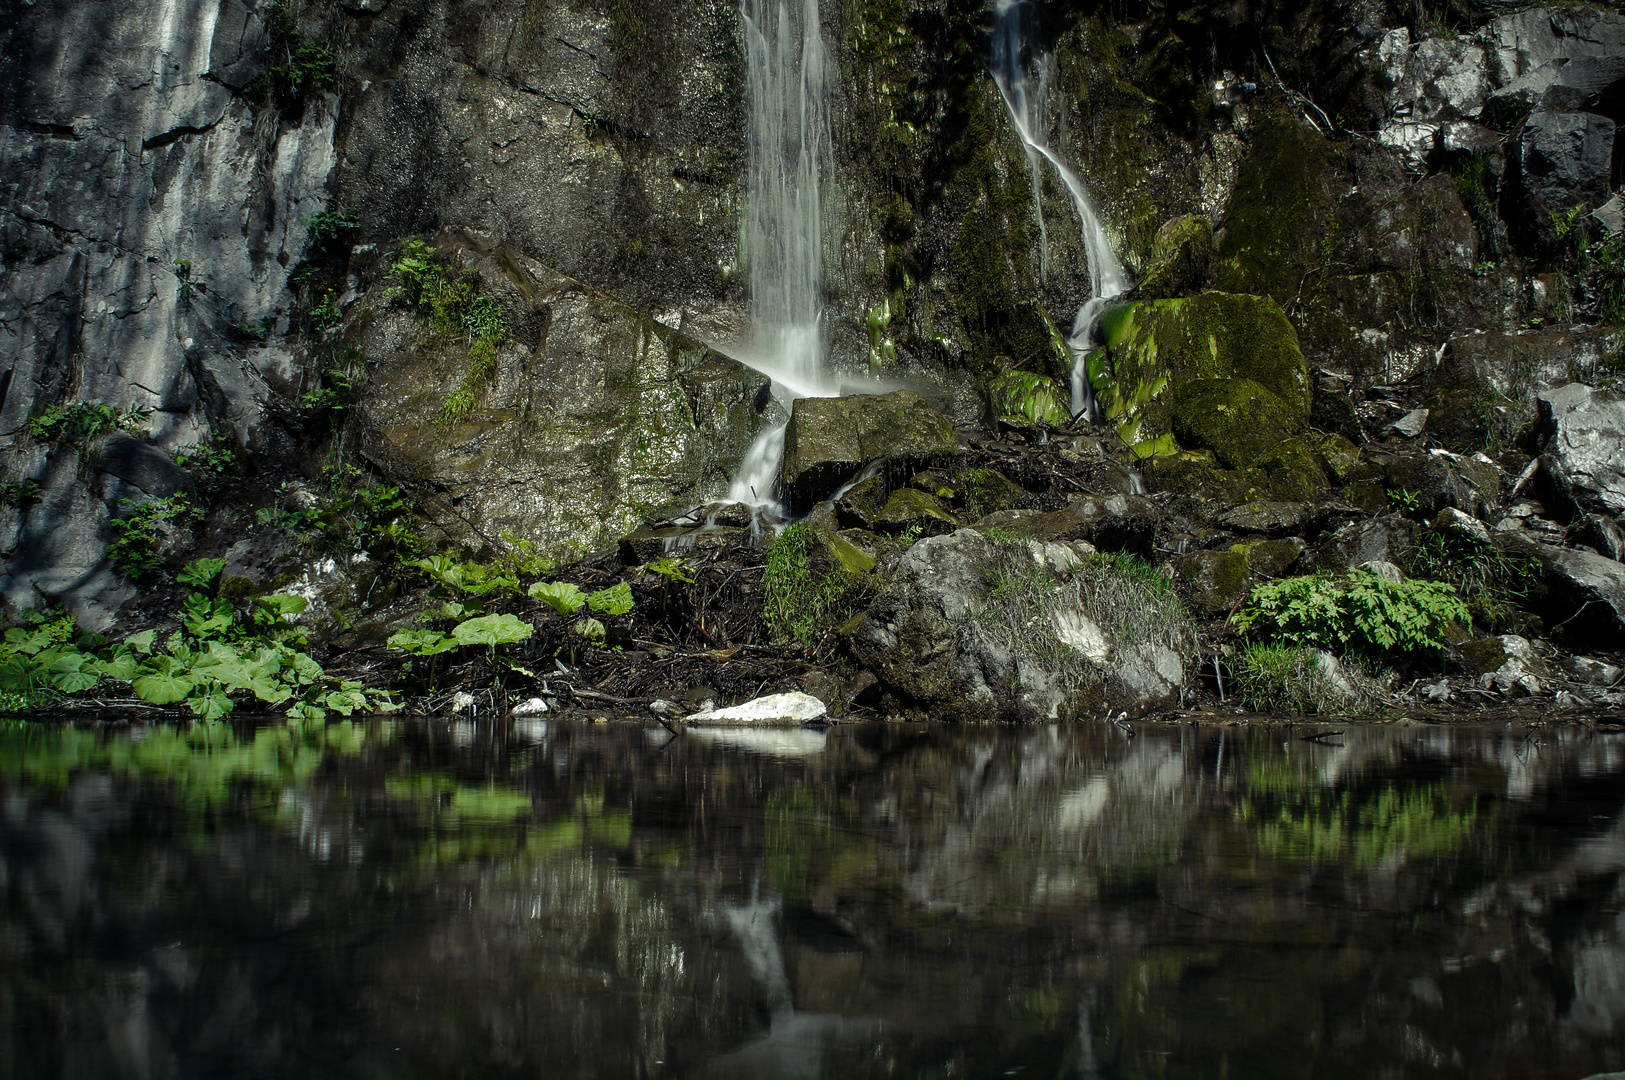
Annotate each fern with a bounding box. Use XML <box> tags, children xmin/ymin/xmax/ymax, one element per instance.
<box><xmin>1237</xmin><ymin>569</ymin><xmax>1468</xmax><ymax>663</ymax></box>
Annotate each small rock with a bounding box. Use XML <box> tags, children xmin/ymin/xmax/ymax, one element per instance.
<box><xmin>648</xmin><ymin>698</ymin><xmax>683</xmax><ymax>716</ymax></box>
<box><xmin>451</xmin><ymin>691</ymin><xmax>477</xmax><ymax>713</ymax></box>
<box><xmin>1390</xmin><ymin>408</ymin><xmax>1429</xmax><ymax>438</ymax></box>
<box><xmin>1357</xmin><ymin>559</ymin><xmax>1407</xmax><ymax>583</ymax></box>
<box><xmin>685</xmin><ymin>691</ymin><xmax>828</xmax><ymax>726</ymax></box>
<box><xmin>1423</xmin><ymin>678</ymin><xmax>1452</xmax><ymax>702</ymax></box>
<box><xmin>1559</xmin><ymin>656</ymin><xmax>1624</xmax><ymax>687</ymax></box>
<box><xmin>1433</xmin><ymin>506</ymin><xmax>1491</xmax><ymax>545</ymax></box>
<box><xmin>511</xmin><ymin>697</ymin><xmax>550</xmax><ymax>717</ymax></box>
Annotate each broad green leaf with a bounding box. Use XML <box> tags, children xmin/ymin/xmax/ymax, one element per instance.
<box><xmin>186</xmin><ymin>686</ymin><xmax>234</xmax><ymax>720</ymax></box>
<box><xmin>452</xmin><ymin>613</ymin><xmax>533</xmax><ymax>648</ymax></box>
<box><xmin>92</xmin><ymin>648</ymin><xmax>140</xmax><ymax>682</ymax></box>
<box><xmin>586</xmin><ymin>582</ymin><xmax>634</xmax><ymax>616</ymax></box>
<box><xmin>177</xmin><ymin>558</ymin><xmax>226</xmax><ymax>588</ymax></box>
<box><xmin>132</xmin><ymin>662</ymin><xmax>196</xmax><ymax>705</ymax></box>
<box><xmin>387</xmin><ymin>628</ymin><xmax>459</xmax><ymax>656</ymax></box>
<box><xmin>528</xmin><ymin>581</ymin><xmax>585</xmax><ymax>615</ymax></box>
<box><xmin>51</xmin><ymin>670</ymin><xmax>101</xmax><ymax>694</ymax></box>
<box><xmin>574</xmin><ymin>617</ymin><xmax>606</xmax><ymax>644</ymax></box>
<box><xmin>126</xmin><ymin>630</ymin><xmax>156</xmax><ymax>655</ymax></box>
<box><xmin>255</xmin><ymin>593</ymin><xmax>307</xmax><ymax>618</ymax></box>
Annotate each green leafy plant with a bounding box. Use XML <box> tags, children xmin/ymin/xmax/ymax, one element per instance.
<box><xmin>304</xmin><ymin>208</ymin><xmax>359</xmax><ymax>241</ymax></box>
<box><xmin>262</xmin><ymin>4</ymin><xmax>336</xmax><ymax>98</ymax></box>
<box><xmin>173</xmin><ymin>433</ymin><xmax>235</xmax><ymax>473</ymax></box>
<box><xmin>107</xmin><ymin>494</ymin><xmax>204</xmax><ymax>580</ymax></box>
<box><xmin>0</xmin><ymin>478</ymin><xmax>42</xmax><ymax>508</ymax></box>
<box><xmin>26</xmin><ymin>402</ymin><xmax>149</xmax><ymax>447</ymax></box>
<box><xmin>864</xmin><ymin>297</ymin><xmax>897</xmax><ymax>373</ymax></box>
<box><xmin>762</xmin><ymin>524</ymin><xmax>874</xmax><ymax>647</ymax></box>
<box><xmin>1236</xmin><ymin>570</ymin><xmax>1469</xmax><ymax>664</ymax></box>
<box><xmin>386</xmin><ymin>239</ymin><xmax>508</xmax><ymax>423</ymax></box>
<box><xmin>1386</xmin><ymin>488</ymin><xmax>1421</xmax><ymax>514</ymax></box>
<box><xmin>1231</xmin><ymin>642</ymin><xmax>1375</xmax><ymax>715</ymax></box>
<box><xmin>173</xmin><ymin>258</ymin><xmax>193</xmax><ymax>300</ymax></box>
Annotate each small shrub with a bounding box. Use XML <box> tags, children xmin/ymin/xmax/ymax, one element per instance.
<box><xmin>262</xmin><ymin>5</ymin><xmax>336</xmax><ymax>98</ymax></box>
<box><xmin>1232</xmin><ymin>642</ymin><xmax>1376</xmax><ymax>715</ymax></box>
<box><xmin>26</xmin><ymin>402</ymin><xmax>148</xmax><ymax>447</ymax></box>
<box><xmin>304</xmin><ymin>208</ymin><xmax>358</xmax><ymax>242</ymax></box>
<box><xmin>107</xmin><ymin>494</ymin><xmax>204</xmax><ymax>580</ymax></box>
<box><xmin>173</xmin><ymin>433</ymin><xmax>235</xmax><ymax>473</ymax></box>
<box><xmin>1236</xmin><ymin>569</ymin><xmax>1469</xmax><ymax>664</ymax></box>
<box><xmin>1409</xmin><ymin>529</ymin><xmax>1537</xmax><ymax>629</ymax></box>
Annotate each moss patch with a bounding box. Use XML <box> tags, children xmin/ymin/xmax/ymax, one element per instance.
<box><xmin>1212</xmin><ymin>110</ymin><xmax>1338</xmax><ymax>304</ymax></box>
<box><xmin>1170</xmin><ymin>378</ymin><xmax>1303</xmax><ymax>469</ymax></box>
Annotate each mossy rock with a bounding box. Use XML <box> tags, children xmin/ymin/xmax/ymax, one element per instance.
<box><xmin>1254</xmin><ymin>438</ymin><xmax>1329</xmax><ymax>502</ymax></box>
<box><xmin>873</xmin><ymin>488</ymin><xmax>961</xmax><ymax>537</ymax></box>
<box><xmin>781</xmin><ymin>390</ymin><xmax>958</xmax><ymax>512</ymax></box>
<box><xmin>1234</xmin><ymin>538</ymin><xmax>1307</xmax><ymax>579</ymax></box>
<box><xmin>1174</xmin><ymin>548</ymin><xmax>1250</xmax><ymax>612</ymax></box>
<box><xmin>1169</xmin><ymin>377</ymin><xmax>1303</xmax><ymax>469</ymax></box>
<box><xmin>1309</xmin><ymin>432</ymin><xmax>1363</xmax><ymax>483</ymax></box>
<box><xmin>1137</xmin><ymin>214</ymin><xmax>1214</xmax><ymax>301</ymax></box>
<box><xmin>834</xmin><ymin>473</ymin><xmax>888</xmax><ymax>529</ymax></box>
<box><xmin>986</xmin><ymin>370</ymin><xmax>1070</xmax><ymax>427</ymax></box>
<box><xmin>1211</xmin><ymin>110</ymin><xmax>1338</xmax><ymax>305</ymax></box>
<box><xmin>1098</xmin><ymin>292</ymin><xmax>1311</xmax><ymax>417</ymax></box>
<box><xmin>956</xmin><ymin>467</ymin><xmax>1028</xmax><ymax>519</ymax></box>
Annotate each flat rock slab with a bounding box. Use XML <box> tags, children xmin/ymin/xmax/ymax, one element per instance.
<box><xmin>685</xmin><ymin>691</ymin><xmax>828</xmax><ymax>727</ymax></box>
<box><xmin>1539</xmin><ymin>382</ymin><xmax>1625</xmax><ymax>516</ymax></box>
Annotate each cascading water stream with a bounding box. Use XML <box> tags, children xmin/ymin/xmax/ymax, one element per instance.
<box><xmin>988</xmin><ymin>0</ymin><xmax>1128</xmax><ymax>421</ymax></box>
<box><xmin>727</xmin><ymin>0</ymin><xmax>836</xmax><ymax>518</ymax></box>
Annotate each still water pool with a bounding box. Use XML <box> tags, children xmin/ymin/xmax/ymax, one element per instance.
<box><xmin>2</xmin><ymin>717</ymin><xmax>1622</xmax><ymax>1079</ymax></box>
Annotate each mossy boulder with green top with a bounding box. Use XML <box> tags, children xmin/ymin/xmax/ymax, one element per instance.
<box><xmin>1092</xmin><ymin>291</ymin><xmax>1313</xmax><ymax>470</ymax></box>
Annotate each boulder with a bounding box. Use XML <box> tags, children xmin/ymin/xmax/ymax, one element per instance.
<box><xmin>1221</xmin><ymin>501</ymin><xmax>1311</xmax><ymax>536</ymax></box>
<box><xmin>1569</xmin><ymin>514</ymin><xmax>1625</xmax><ymax>562</ymax></box>
<box><xmin>1174</xmin><ymin>549</ymin><xmax>1250</xmax><ymax>612</ymax></box>
<box><xmin>1485</xmin><ymin>7</ymin><xmax>1625</xmax><ymax>108</ymax></box>
<box><xmin>1537</xmin><ymin>383</ymin><xmax>1625</xmax><ymax>517</ymax></box>
<box><xmin>1505</xmin><ymin>538</ymin><xmax>1625</xmax><ymax>635</ymax></box>
<box><xmin>94</xmin><ymin>433</ymin><xmax>193</xmax><ymax>498</ymax></box>
<box><xmin>872</xmin><ymin>488</ymin><xmax>960</xmax><ymax>537</ymax></box>
<box><xmin>1093</xmin><ymin>294</ymin><xmax>1312</xmax><ymax>467</ymax></box>
<box><xmin>1519</xmin><ymin>111</ymin><xmax>1617</xmax><ymax>212</ymax></box>
<box><xmin>1457</xmin><ymin>634</ymin><xmax>1549</xmax><ymax>696</ymax></box>
<box><xmin>979</xmin><ymin>493</ymin><xmax>1161</xmax><ymax>555</ymax></box>
<box><xmin>1319</xmin><ymin>515</ymin><xmax>1420</xmax><ymax>571</ymax></box>
<box><xmin>849</xmin><ymin>529</ymin><xmax>1192</xmax><ymax>721</ymax></box>
<box><xmin>780</xmin><ymin>390</ymin><xmax>958</xmax><ymax>512</ymax></box>
<box><xmin>1137</xmin><ymin>214</ymin><xmax>1214</xmax><ymax>300</ymax></box>
<box><xmin>1560</xmin><ymin>655</ymin><xmax>1624</xmax><ymax>687</ymax></box>
<box><xmin>986</xmin><ymin>371</ymin><xmax>1070</xmax><ymax>427</ymax></box>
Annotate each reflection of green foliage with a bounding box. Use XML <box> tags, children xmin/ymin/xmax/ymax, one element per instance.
<box><xmin>0</xmin><ymin>718</ymin><xmax>385</xmax><ymax>810</ymax></box>
<box><xmin>1237</xmin><ymin>781</ymin><xmax>1483</xmax><ymax>867</ymax></box>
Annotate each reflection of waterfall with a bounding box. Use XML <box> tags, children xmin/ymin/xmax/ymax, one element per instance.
<box><xmin>729</xmin><ymin>0</ymin><xmax>837</xmax><ymax>515</ymax></box>
<box><xmin>989</xmin><ymin>0</ymin><xmax>1128</xmax><ymax>420</ymax></box>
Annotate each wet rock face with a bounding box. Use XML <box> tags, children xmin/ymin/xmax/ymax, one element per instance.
<box><xmin>850</xmin><ymin>529</ymin><xmax>1190</xmax><ymax>721</ymax></box>
<box><xmin>356</xmin><ymin>240</ymin><xmax>769</xmax><ymax>561</ymax></box>
<box><xmin>1537</xmin><ymin>383</ymin><xmax>1625</xmax><ymax>517</ymax></box>
<box><xmin>779</xmin><ymin>391</ymin><xmax>958</xmax><ymax>513</ymax></box>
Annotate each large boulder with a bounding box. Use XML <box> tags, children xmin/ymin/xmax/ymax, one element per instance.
<box><xmin>1091</xmin><ymin>292</ymin><xmax>1311</xmax><ymax>468</ymax></box>
<box><xmin>849</xmin><ymin>529</ymin><xmax>1193</xmax><ymax>721</ymax></box>
<box><xmin>1537</xmin><ymin>383</ymin><xmax>1625</xmax><ymax>517</ymax></box>
<box><xmin>358</xmin><ymin>240</ymin><xmax>769</xmax><ymax>561</ymax></box>
<box><xmin>779</xmin><ymin>390</ymin><xmax>958</xmax><ymax>513</ymax></box>
<box><xmin>1519</xmin><ymin>111</ymin><xmax>1617</xmax><ymax>213</ymax></box>
<box><xmin>1501</xmin><ymin>537</ymin><xmax>1625</xmax><ymax>636</ymax></box>
<box><xmin>1484</xmin><ymin>7</ymin><xmax>1625</xmax><ymax>109</ymax></box>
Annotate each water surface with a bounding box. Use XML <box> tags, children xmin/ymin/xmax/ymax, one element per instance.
<box><xmin>3</xmin><ymin>717</ymin><xmax>1623</xmax><ymax>1078</ymax></box>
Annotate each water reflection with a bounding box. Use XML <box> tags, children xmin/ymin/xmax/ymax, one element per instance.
<box><xmin>2</xmin><ymin>718</ymin><xmax>1622</xmax><ymax>1078</ymax></box>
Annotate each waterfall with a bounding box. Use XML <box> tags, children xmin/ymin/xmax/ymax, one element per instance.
<box><xmin>988</xmin><ymin>0</ymin><xmax>1127</xmax><ymax>421</ymax></box>
<box><xmin>728</xmin><ymin>0</ymin><xmax>836</xmax><ymax>515</ymax></box>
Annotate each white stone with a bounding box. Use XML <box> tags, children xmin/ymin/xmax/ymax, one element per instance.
<box><xmin>1435</xmin><ymin>506</ymin><xmax>1491</xmax><ymax>545</ymax></box>
<box><xmin>451</xmin><ymin>692</ymin><xmax>477</xmax><ymax>713</ymax></box>
<box><xmin>685</xmin><ymin>691</ymin><xmax>828</xmax><ymax>727</ymax></box>
<box><xmin>511</xmin><ymin>697</ymin><xmax>550</xmax><ymax>717</ymax></box>
<box><xmin>1052</xmin><ymin>610</ymin><xmax>1111</xmax><ymax>662</ymax></box>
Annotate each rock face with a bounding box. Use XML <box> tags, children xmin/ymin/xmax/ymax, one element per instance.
<box><xmin>850</xmin><ymin>529</ymin><xmax>1192</xmax><ymax>721</ymax></box>
<box><xmin>779</xmin><ymin>391</ymin><xmax>958</xmax><ymax>513</ymax></box>
<box><xmin>356</xmin><ymin>239</ymin><xmax>769</xmax><ymax>560</ymax></box>
<box><xmin>1537</xmin><ymin>383</ymin><xmax>1625</xmax><ymax>517</ymax></box>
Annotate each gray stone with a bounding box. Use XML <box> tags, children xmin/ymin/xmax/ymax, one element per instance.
<box><xmin>1222</xmin><ymin>500</ymin><xmax>1311</xmax><ymax>535</ymax></box>
<box><xmin>1434</xmin><ymin>506</ymin><xmax>1491</xmax><ymax>546</ymax></box>
<box><xmin>1560</xmin><ymin>656</ymin><xmax>1624</xmax><ymax>687</ymax></box>
<box><xmin>1485</xmin><ymin>8</ymin><xmax>1625</xmax><ymax>107</ymax></box>
<box><xmin>1537</xmin><ymin>383</ymin><xmax>1625</xmax><ymax>516</ymax></box>
<box><xmin>1519</xmin><ymin>111</ymin><xmax>1617</xmax><ymax>212</ymax></box>
<box><xmin>93</xmin><ymin>433</ymin><xmax>192</xmax><ymax>498</ymax></box>
<box><xmin>1389</xmin><ymin>408</ymin><xmax>1429</xmax><ymax>438</ymax></box>
<box><xmin>1509</xmin><ymin>540</ymin><xmax>1625</xmax><ymax>635</ymax></box>
<box><xmin>1319</xmin><ymin>515</ymin><xmax>1419</xmax><ymax>571</ymax></box>
<box><xmin>1569</xmin><ymin>514</ymin><xmax>1625</xmax><ymax>562</ymax></box>
<box><xmin>981</xmin><ymin>493</ymin><xmax>1162</xmax><ymax>556</ymax></box>
<box><xmin>850</xmin><ymin>529</ymin><xmax>1191</xmax><ymax>721</ymax></box>
<box><xmin>1595</xmin><ymin>194</ymin><xmax>1625</xmax><ymax>236</ymax></box>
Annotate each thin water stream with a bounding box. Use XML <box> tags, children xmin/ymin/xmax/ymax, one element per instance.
<box><xmin>990</xmin><ymin>0</ymin><xmax>1128</xmax><ymax>421</ymax></box>
<box><xmin>4</xmin><ymin>717</ymin><xmax>1624</xmax><ymax>1078</ymax></box>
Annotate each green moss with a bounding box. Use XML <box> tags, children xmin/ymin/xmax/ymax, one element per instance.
<box><xmin>873</xmin><ymin>488</ymin><xmax>960</xmax><ymax>536</ymax></box>
<box><xmin>986</xmin><ymin>370</ymin><xmax>1069</xmax><ymax>426</ymax></box>
<box><xmin>1138</xmin><ymin>214</ymin><xmax>1214</xmax><ymax>300</ymax></box>
<box><xmin>1212</xmin><ymin>111</ymin><xmax>1338</xmax><ymax>304</ymax></box>
<box><xmin>1175</xmin><ymin>548</ymin><xmax>1251</xmax><ymax>611</ymax></box>
<box><xmin>1170</xmin><ymin>378</ymin><xmax>1302</xmax><ymax>469</ymax></box>
<box><xmin>1099</xmin><ymin>293</ymin><xmax>1310</xmax><ymax>417</ymax></box>
<box><xmin>1255</xmin><ymin>438</ymin><xmax>1329</xmax><ymax>501</ymax></box>
<box><xmin>762</xmin><ymin>523</ymin><xmax>876</xmax><ymax>646</ymax></box>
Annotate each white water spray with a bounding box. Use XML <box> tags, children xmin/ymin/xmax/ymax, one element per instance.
<box><xmin>727</xmin><ymin>0</ymin><xmax>837</xmax><ymax>514</ymax></box>
<box><xmin>989</xmin><ymin>0</ymin><xmax>1127</xmax><ymax>420</ymax></box>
